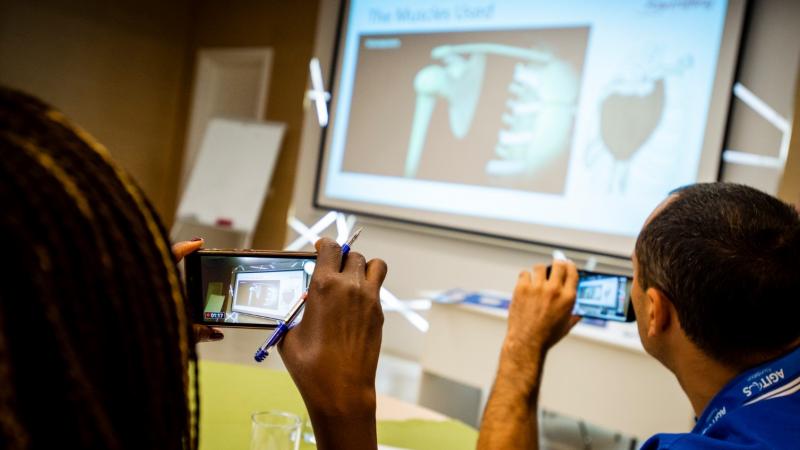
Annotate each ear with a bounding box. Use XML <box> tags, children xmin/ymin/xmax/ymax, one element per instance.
<box><xmin>645</xmin><ymin>287</ymin><xmax>673</xmax><ymax>338</ymax></box>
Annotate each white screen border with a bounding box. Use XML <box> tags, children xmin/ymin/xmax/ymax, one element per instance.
<box><xmin>314</xmin><ymin>0</ymin><xmax>748</xmax><ymax>258</ymax></box>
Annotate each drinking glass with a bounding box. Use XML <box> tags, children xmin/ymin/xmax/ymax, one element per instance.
<box><xmin>249</xmin><ymin>410</ymin><xmax>302</xmax><ymax>450</ymax></box>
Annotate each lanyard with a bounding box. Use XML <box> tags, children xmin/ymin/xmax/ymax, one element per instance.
<box><xmin>694</xmin><ymin>346</ymin><xmax>800</xmax><ymax>435</ymax></box>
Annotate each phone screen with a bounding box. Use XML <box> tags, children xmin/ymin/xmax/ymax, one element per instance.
<box><xmin>185</xmin><ymin>250</ymin><xmax>316</xmax><ymax>328</ymax></box>
<box><xmin>574</xmin><ymin>270</ymin><xmax>634</xmax><ymax>322</ymax></box>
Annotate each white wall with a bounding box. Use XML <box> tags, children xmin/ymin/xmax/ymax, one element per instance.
<box><xmin>292</xmin><ymin>0</ymin><xmax>800</xmax><ymax>359</ymax></box>
<box><xmin>721</xmin><ymin>0</ymin><xmax>800</xmax><ymax>193</ymax></box>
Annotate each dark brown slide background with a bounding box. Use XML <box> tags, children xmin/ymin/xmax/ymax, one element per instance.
<box><xmin>341</xmin><ymin>27</ymin><xmax>589</xmax><ymax>194</ymax></box>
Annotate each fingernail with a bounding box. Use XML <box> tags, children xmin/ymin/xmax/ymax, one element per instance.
<box><xmin>191</xmin><ymin>237</ymin><xmax>203</xmax><ymax>242</ymax></box>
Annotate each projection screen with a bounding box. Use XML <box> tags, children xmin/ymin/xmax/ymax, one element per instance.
<box><xmin>315</xmin><ymin>0</ymin><xmax>747</xmax><ymax>257</ymax></box>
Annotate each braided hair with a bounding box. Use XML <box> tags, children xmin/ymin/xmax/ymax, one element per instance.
<box><xmin>0</xmin><ymin>87</ymin><xmax>198</xmax><ymax>449</ymax></box>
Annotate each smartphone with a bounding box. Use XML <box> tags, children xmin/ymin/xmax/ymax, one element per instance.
<box><xmin>185</xmin><ymin>250</ymin><xmax>316</xmax><ymax>329</ymax></box>
<box><xmin>547</xmin><ymin>266</ymin><xmax>635</xmax><ymax>322</ymax></box>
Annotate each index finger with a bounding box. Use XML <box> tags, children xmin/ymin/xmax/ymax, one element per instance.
<box><xmin>532</xmin><ymin>264</ymin><xmax>547</xmax><ymax>284</ymax></box>
<box><xmin>548</xmin><ymin>260</ymin><xmax>568</xmax><ymax>286</ymax></box>
<box><xmin>314</xmin><ymin>238</ymin><xmax>343</xmax><ymax>275</ymax></box>
<box><xmin>564</xmin><ymin>262</ymin><xmax>579</xmax><ymax>291</ymax></box>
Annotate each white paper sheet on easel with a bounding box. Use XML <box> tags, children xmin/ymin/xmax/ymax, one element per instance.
<box><xmin>176</xmin><ymin>118</ymin><xmax>286</xmax><ymax>233</ymax></box>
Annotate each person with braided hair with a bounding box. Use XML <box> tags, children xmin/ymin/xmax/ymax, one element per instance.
<box><xmin>0</xmin><ymin>87</ymin><xmax>388</xmax><ymax>450</ymax></box>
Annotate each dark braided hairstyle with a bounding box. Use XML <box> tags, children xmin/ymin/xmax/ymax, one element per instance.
<box><xmin>0</xmin><ymin>87</ymin><xmax>198</xmax><ymax>449</ymax></box>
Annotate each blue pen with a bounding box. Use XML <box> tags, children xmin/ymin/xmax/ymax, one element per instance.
<box><xmin>254</xmin><ymin>227</ymin><xmax>364</xmax><ymax>362</ymax></box>
<box><xmin>339</xmin><ymin>226</ymin><xmax>362</xmax><ymax>270</ymax></box>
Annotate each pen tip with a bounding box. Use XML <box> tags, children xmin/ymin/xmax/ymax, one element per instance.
<box><xmin>345</xmin><ymin>227</ymin><xmax>364</xmax><ymax>247</ymax></box>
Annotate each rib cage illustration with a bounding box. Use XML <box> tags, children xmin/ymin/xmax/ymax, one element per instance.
<box><xmin>404</xmin><ymin>43</ymin><xmax>579</xmax><ymax>179</ymax></box>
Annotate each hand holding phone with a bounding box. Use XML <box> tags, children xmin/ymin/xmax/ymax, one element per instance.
<box><xmin>278</xmin><ymin>238</ymin><xmax>388</xmax><ymax>449</ymax></box>
<box><xmin>506</xmin><ymin>261</ymin><xmax>582</xmax><ymax>353</ymax></box>
<box><xmin>172</xmin><ymin>239</ymin><xmax>224</xmax><ymax>341</ymax></box>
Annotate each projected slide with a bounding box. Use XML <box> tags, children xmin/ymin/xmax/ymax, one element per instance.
<box><xmin>318</xmin><ymin>0</ymin><xmax>744</xmax><ymax>256</ymax></box>
<box><xmin>232</xmin><ymin>270</ymin><xmax>305</xmax><ymax>319</ymax></box>
<box><xmin>344</xmin><ymin>28</ymin><xmax>588</xmax><ymax>194</ymax></box>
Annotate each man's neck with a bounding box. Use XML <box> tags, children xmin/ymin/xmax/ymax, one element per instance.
<box><xmin>671</xmin><ymin>341</ymin><xmax>800</xmax><ymax>417</ymax></box>
<box><xmin>671</xmin><ymin>346</ymin><xmax>740</xmax><ymax>417</ymax></box>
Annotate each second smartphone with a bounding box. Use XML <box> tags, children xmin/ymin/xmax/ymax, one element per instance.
<box><xmin>575</xmin><ymin>270</ymin><xmax>635</xmax><ymax>322</ymax></box>
<box><xmin>548</xmin><ymin>266</ymin><xmax>635</xmax><ymax>322</ymax></box>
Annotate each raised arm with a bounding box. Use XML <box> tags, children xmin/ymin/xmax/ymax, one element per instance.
<box><xmin>478</xmin><ymin>261</ymin><xmax>580</xmax><ymax>449</ymax></box>
<box><xmin>279</xmin><ymin>238</ymin><xmax>387</xmax><ymax>450</ymax></box>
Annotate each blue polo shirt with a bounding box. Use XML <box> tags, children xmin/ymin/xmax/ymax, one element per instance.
<box><xmin>641</xmin><ymin>346</ymin><xmax>800</xmax><ymax>449</ymax></box>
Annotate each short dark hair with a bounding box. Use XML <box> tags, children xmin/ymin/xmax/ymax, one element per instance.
<box><xmin>635</xmin><ymin>182</ymin><xmax>800</xmax><ymax>367</ymax></box>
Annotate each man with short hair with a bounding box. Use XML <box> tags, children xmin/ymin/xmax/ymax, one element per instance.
<box><xmin>478</xmin><ymin>182</ymin><xmax>800</xmax><ymax>449</ymax></box>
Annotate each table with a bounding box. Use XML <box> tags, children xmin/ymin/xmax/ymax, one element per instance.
<box><xmin>418</xmin><ymin>302</ymin><xmax>694</xmax><ymax>442</ymax></box>
<box><xmin>198</xmin><ymin>360</ymin><xmax>477</xmax><ymax>449</ymax></box>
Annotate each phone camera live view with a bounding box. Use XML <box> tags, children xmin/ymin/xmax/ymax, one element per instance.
<box><xmin>575</xmin><ymin>272</ymin><xmax>633</xmax><ymax>322</ymax></box>
<box><xmin>186</xmin><ymin>251</ymin><xmax>316</xmax><ymax>327</ymax></box>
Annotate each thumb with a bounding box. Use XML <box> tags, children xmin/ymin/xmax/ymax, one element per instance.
<box><xmin>194</xmin><ymin>325</ymin><xmax>224</xmax><ymax>342</ymax></box>
<box><xmin>277</xmin><ymin>293</ymin><xmax>309</xmax><ymax>354</ymax></box>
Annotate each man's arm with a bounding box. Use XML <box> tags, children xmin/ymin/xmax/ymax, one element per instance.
<box><xmin>478</xmin><ymin>261</ymin><xmax>580</xmax><ymax>450</ymax></box>
<box><xmin>479</xmin><ymin>342</ymin><xmax>546</xmax><ymax>448</ymax></box>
